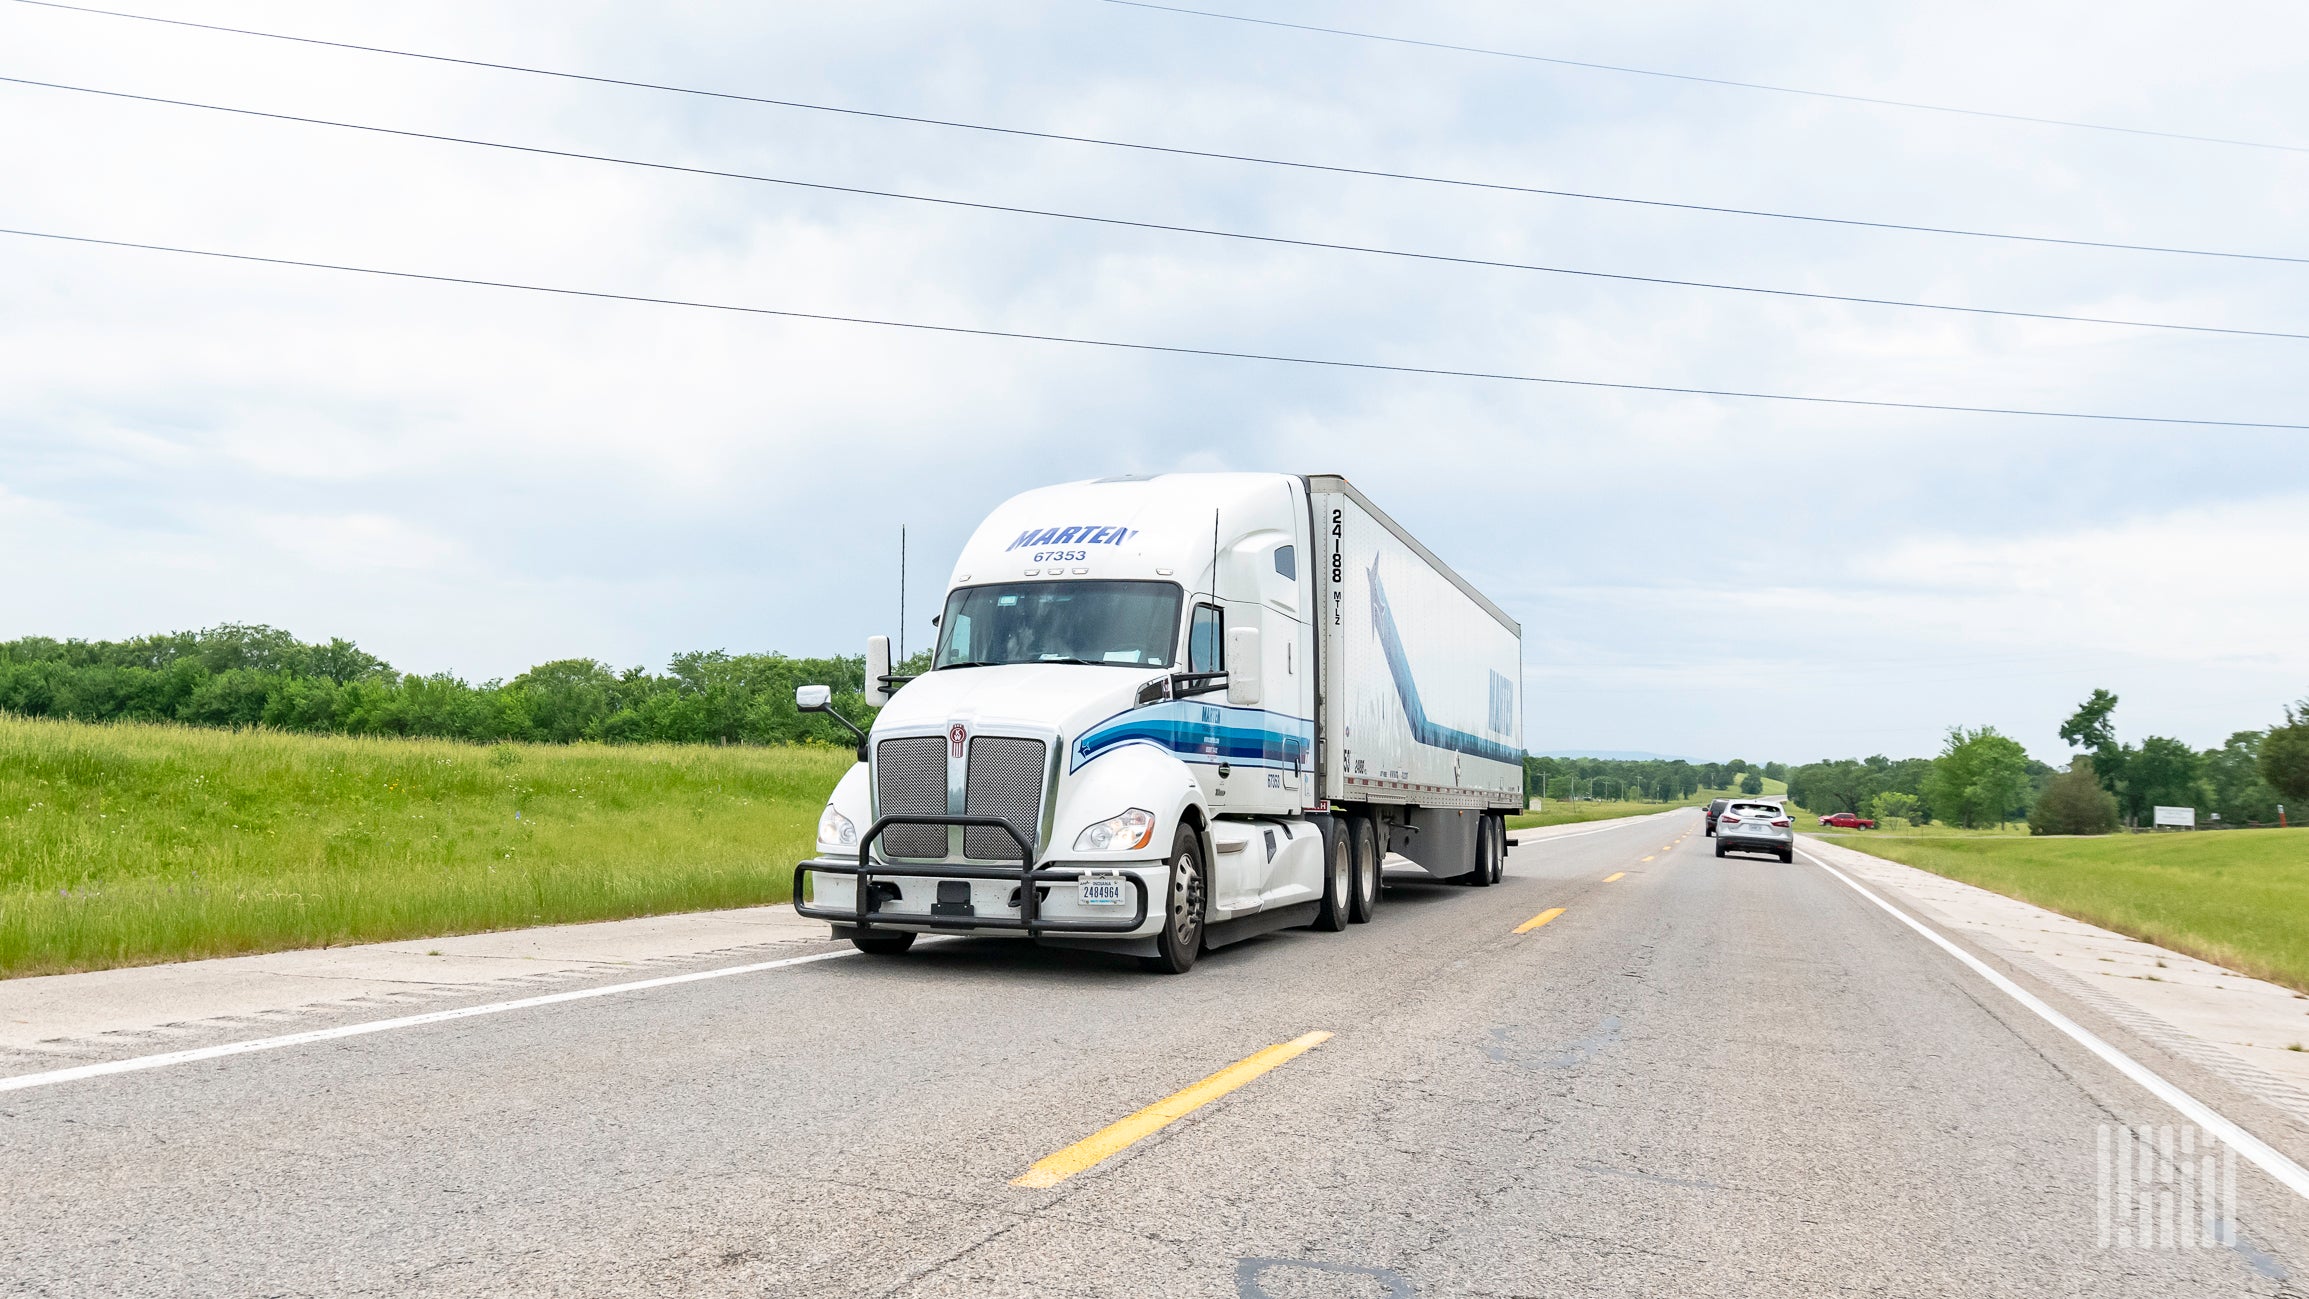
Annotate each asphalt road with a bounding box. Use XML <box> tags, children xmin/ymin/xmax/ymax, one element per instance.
<box><xmin>6</xmin><ymin>809</ymin><xmax>2307</xmax><ymax>1297</ymax></box>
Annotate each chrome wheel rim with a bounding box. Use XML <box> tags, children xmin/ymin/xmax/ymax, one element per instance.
<box><xmin>1170</xmin><ymin>852</ymin><xmax>1204</xmax><ymax>948</ymax></box>
<box><xmin>1332</xmin><ymin>840</ymin><xmax>1350</xmax><ymax>904</ymax></box>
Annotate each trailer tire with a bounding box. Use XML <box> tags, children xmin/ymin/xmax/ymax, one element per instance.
<box><xmin>1142</xmin><ymin>828</ymin><xmax>1206</xmax><ymax>974</ymax></box>
<box><xmin>850</xmin><ymin>930</ymin><xmax>916</xmax><ymax>956</ymax></box>
<box><xmin>1487</xmin><ymin>817</ymin><xmax>1506</xmax><ymax>885</ymax></box>
<box><xmin>1466</xmin><ymin>816</ymin><xmax>1496</xmax><ymax>888</ymax></box>
<box><xmin>1311</xmin><ymin>817</ymin><xmax>1352</xmax><ymax>931</ymax></box>
<box><xmin>1348</xmin><ymin>817</ymin><xmax>1381</xmax><ymax>923</ymax></box>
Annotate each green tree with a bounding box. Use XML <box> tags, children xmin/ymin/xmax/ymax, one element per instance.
<box><xmin>1869</xmin><ymin>791</ymin><xmax>1920</xmax><ymax>827</ymax></box>
<box><xmin>2028</xmin><ymin>758</ymin><xmax>2119</xmax><ymax>835</ymax></box>
<box><xmin>1739</xmin><ymin>771</ymin><xmax>1764</xmax><ymax>795</ymax></box>
<box><xmin>2202</xmin><ymin>731</ymin><xmax>2283</xmax><ymax>826</ymax></box>
<box><xmin>1787</xmin><ymin>759</ymin><xmax>1881</xmax><ymax>814</ymax></box>
<box><xmin>2060</xmin><ymin>688</ymin><xmax>2131</xmax><ymax>805</ymax></box>
<box><xmin>2059</xmin><ymin>688</ymin><xmax>2120</xmax><ymax>751</ymax></box>
<box><xmin>1924</xmin><ymin>726</ymin><xmax>2031</xmax><ymax>829</ymax></box>
<box><xmin>2262</xmin><ymin>701</ymin><xmax>2309</xmax><ymax>806</ymax></box>
<box><xmin>2124</xmin><ymin>736</ymin><xmax>2203</xmax><ymax>823</ymax></box>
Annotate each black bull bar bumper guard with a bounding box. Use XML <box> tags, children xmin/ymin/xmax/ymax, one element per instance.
<box><xmin>791</xmin><ymin>813</ymin><xmax>1152</xmax><ymax>935</ymax></box>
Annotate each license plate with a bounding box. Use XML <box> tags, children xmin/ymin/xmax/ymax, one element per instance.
<box><xmin>1077</xmin><ymin>877</ymin><xmax>1126</xmax><ymax>906</ymax></box>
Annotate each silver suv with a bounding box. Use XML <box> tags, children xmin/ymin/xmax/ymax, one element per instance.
<box><xmin>1713</xmin><ymin>799</ymin><xmax>1793</xmax><ymax>862</ymax></box>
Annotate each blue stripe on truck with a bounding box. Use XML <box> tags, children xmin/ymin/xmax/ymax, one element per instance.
<box><xmin>1072</xmin><ymin>702</ymin><xmax>1312</xmax><ymax>772</ymax></box>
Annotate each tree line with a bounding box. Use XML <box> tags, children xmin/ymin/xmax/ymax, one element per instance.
<box><xmin>0</xmin><ymin>624</ymin><xmax>894</xmax><ymax>747</ymax></box>
<box><xmin>1521</xmin><ymin>755</ymin><xmax>1787</xmax><ymax>803</ymax></box>
<box><xmin>1786</xmin><ymin>691</ymin><xmax>2309</xmax><ymax>834</ymax></box>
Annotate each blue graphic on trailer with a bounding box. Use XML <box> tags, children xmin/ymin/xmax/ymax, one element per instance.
<box><xmin>1368</xmin><ymin>561</ymin><xmax>1523</xmax><ymax>766</ymax></box>
<box><xmin>1072</xmin><ymin>700</ymin><xmax>1312</xmax><ymax>772</ymax></box>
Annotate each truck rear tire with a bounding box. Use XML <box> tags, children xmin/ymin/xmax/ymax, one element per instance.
<box><xmin>1347</xmin><ymin>817</ymin><xmax>1381</xmax><ymax>923</ymax></box>
<box><xmin>1488</xmin><ymin>817</ymin><xmax>1506</xmax><ymax>885</ymax></box>
<box><xmin>1466</xmin><ymin>816</ymin><xmax>1496</xmax><ymax>888</ymax></box>
<box><xmin>1142</xmin><ymin>828</ymin><xmax>1206</xmax><ymax>974</ymax></box>
<box><xmin>850</xmin><ymin>930</ymin><xmax>916</xmax><ymax>956</ymax></box>
<box><xmin>1313</xmin><ymin>817</ymin><xmax>1351</xmax><ymax>932</ymax></box>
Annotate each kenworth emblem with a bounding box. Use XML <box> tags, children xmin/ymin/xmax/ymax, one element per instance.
<box><xmin>948</xmin><ymin>722</ymin><xmax>967</xmax><ymax>759</ymax></box>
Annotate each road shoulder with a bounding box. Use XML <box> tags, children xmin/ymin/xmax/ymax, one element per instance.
<box><xmin>0</xmin><ymin>904</ymin><xmax>832</xmax><ymax>1067</ymax></box>
<box><xmin>1802</xmin><ymin>833</ymin><xmax>2309</xmax><ymax>1134</ymax></box>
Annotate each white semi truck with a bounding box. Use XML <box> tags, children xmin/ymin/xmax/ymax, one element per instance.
<box><xmin>794</xmin><ymin>472</ymin><xmax>1524</xmax><ymax>973</ymax></box>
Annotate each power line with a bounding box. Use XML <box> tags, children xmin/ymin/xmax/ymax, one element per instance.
<box><xmin>12</xmin><ymin>76</ymin><xmax>2305</xmax><ymax>346</ymax></box>
<box><xmin>1091</xmin><ymin>0</ymin><xmax>2309</xmax><ymax>157</ymax></box>
<box><xmin>9</xmin><ymin>0</ymin><xmax>2303</xmax><ymax>267</ymax></box>
<box><xmin>6</xmin><ymin>226</ymin><xmax>2302</xmax><ymax>431</ymax></box>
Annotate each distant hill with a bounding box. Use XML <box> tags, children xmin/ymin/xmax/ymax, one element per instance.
<box><xmin>1536</xmin><ymin>749</ymin><xmax>1692</xmax><ymax>762</ymax></box>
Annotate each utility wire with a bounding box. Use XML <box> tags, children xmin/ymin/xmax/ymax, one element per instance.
<box><xmin>5</xmin><ymin>226</ymin><xmax>2301</xmax><ymax>431</ymax></box>
<box><xmin>8</xmin><ymin>0</ymin><xmax>2303</xmax><ymax>267</ymax></box>
<box><xmin>1092</xmin><ymin>0</ymin><xmax>2309</xmax><ymax>156</ymax></box>
<box><xmin>10</xmin><ymin>76</ymin><xmax>2305</xmax><ymax>345</ymax></box>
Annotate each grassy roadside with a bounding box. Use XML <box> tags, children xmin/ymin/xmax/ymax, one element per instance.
<box><xmin>1810</xmin><ymin>827</ymin><xmax>2309</xmax><ymax>993</ymax></box>
<box><xmin>0</xmin><ymin>714</ymin><xmax>849</xmax><ymax>978</ymax></box>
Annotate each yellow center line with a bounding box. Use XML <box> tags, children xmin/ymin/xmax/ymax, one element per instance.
<box><xmin>1640</xmin><ymin>855</ymin><xmax>1655</xmax><ymax>862</ymax></box>
<box><xmin>1514</xmin><ymin>907</ymin><xmax>1567</xmax><ymax>934</ymax></box>
<box><xmin>1603</xmin><ymin>872</ymin><xmax>1626</xmax><ymax>882</ymax></box>
<box><xmin>1010</xmin><ymin>1031</ymin><xmax>1333</xmax><ymax>1189</ymax></box>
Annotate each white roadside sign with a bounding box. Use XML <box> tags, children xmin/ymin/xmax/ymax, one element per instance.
<box><xmin>2152</xmin><ymin>805</ymin><xmax>2197</xmax><ymax>829</ymax></box>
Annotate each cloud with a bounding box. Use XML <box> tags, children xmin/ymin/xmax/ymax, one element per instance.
<box><xmin>0</xmin><ymin>0</ymin><xmax>2302</xmax><ymax>762</ymax></box>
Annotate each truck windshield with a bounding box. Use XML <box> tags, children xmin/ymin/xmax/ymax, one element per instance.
<box><xmin>934</xmin><ymin>581</ymin><xmax>1183</xmax><ymax>669</ymax></box>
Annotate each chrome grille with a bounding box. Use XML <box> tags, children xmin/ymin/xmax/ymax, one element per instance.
<box><xmin>964</xmin><ymin>737</ymin><xmax>1047</xmax><ymax>860</ymax></box>
<box><xmin>874</xmin><ymin>736</ymin><xmax>949</xmax><ymax>858</ymax></box>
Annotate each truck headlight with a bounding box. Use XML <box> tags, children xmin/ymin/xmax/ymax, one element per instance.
<box><xmin>1073</xmin><ymin>808</ymin><xmax>1156</xmax><ymax>853</ymax></box>
<box><xmin>817</xmin><ymin>804</ymin><xmax>857</xmax><ymax>849</ymax></box>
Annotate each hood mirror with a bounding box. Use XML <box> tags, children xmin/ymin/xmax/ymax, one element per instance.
<box><xmin>795</xmin><ymin>683</ymin><xmax>868</xmax><ymax>761</ymax></box>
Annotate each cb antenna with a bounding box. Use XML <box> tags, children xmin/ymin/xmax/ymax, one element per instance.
<box><xmin>898</xmin><ymin>525</ymin><xmax>907</xmax><ymax>661</ymax></box>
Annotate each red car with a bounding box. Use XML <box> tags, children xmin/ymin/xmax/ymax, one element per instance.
<box><xmin>1817</xmin><ymin>812</ymin><xmax>1877</xmax><ymax>829</ymax></box>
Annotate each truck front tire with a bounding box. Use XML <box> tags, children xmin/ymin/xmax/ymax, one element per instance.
<box><xmin>1143</xmin><ymin>828</ymin><xmax>1206</xmax><ymax>974</ymax></box>
<box><xmin>850</xmin><ymin>930</ymin><xmax>916</xmax><ymax>956</ymax></box>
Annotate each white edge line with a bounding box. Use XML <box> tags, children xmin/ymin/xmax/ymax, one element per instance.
<box><xmin>0</xmin><ymin>946</ymin><xmax>858</xmax><ymax>1094</ymax></box>
<box><xmin>1802</xmin><ymin>849</ymin><xmax>2309</xmax><ymax>1203</ymax></box>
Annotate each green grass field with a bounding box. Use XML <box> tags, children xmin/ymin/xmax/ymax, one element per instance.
<box><xmin>1812</xmin><ymin>827</ymin><xmax>2309</xmax><ymax>993</ymax></box>
<box><xmin>0</xmin><ymin>715</ymin><xmax>850</xmax><ymax>978</ymax></box>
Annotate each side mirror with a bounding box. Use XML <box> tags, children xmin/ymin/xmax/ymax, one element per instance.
<box><xmin>795</xmin><ymin>682</ymin><xmax>868</xmax><ymax>759</ymax></box>
<box><xmin>1225</xmin><ymin>626</ymin><xmax>1261</xmax><ymax>707</ymax></box>
<box><xmin>865</xmin><ymin>635</ymin><xmax>892</xmax><ymax>707</ymax></box>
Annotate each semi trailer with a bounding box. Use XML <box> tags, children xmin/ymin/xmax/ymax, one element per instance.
<box><xmin>793</xmin><ymin>472</ymin><xmax>1524</xmax><ymax>973</ymax></box>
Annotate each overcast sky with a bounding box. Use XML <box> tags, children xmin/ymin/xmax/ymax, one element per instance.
<box><xmin>4</xmin><ymin>0</ymin><xmax>2305</xmax><ymax>764</ymax></box>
